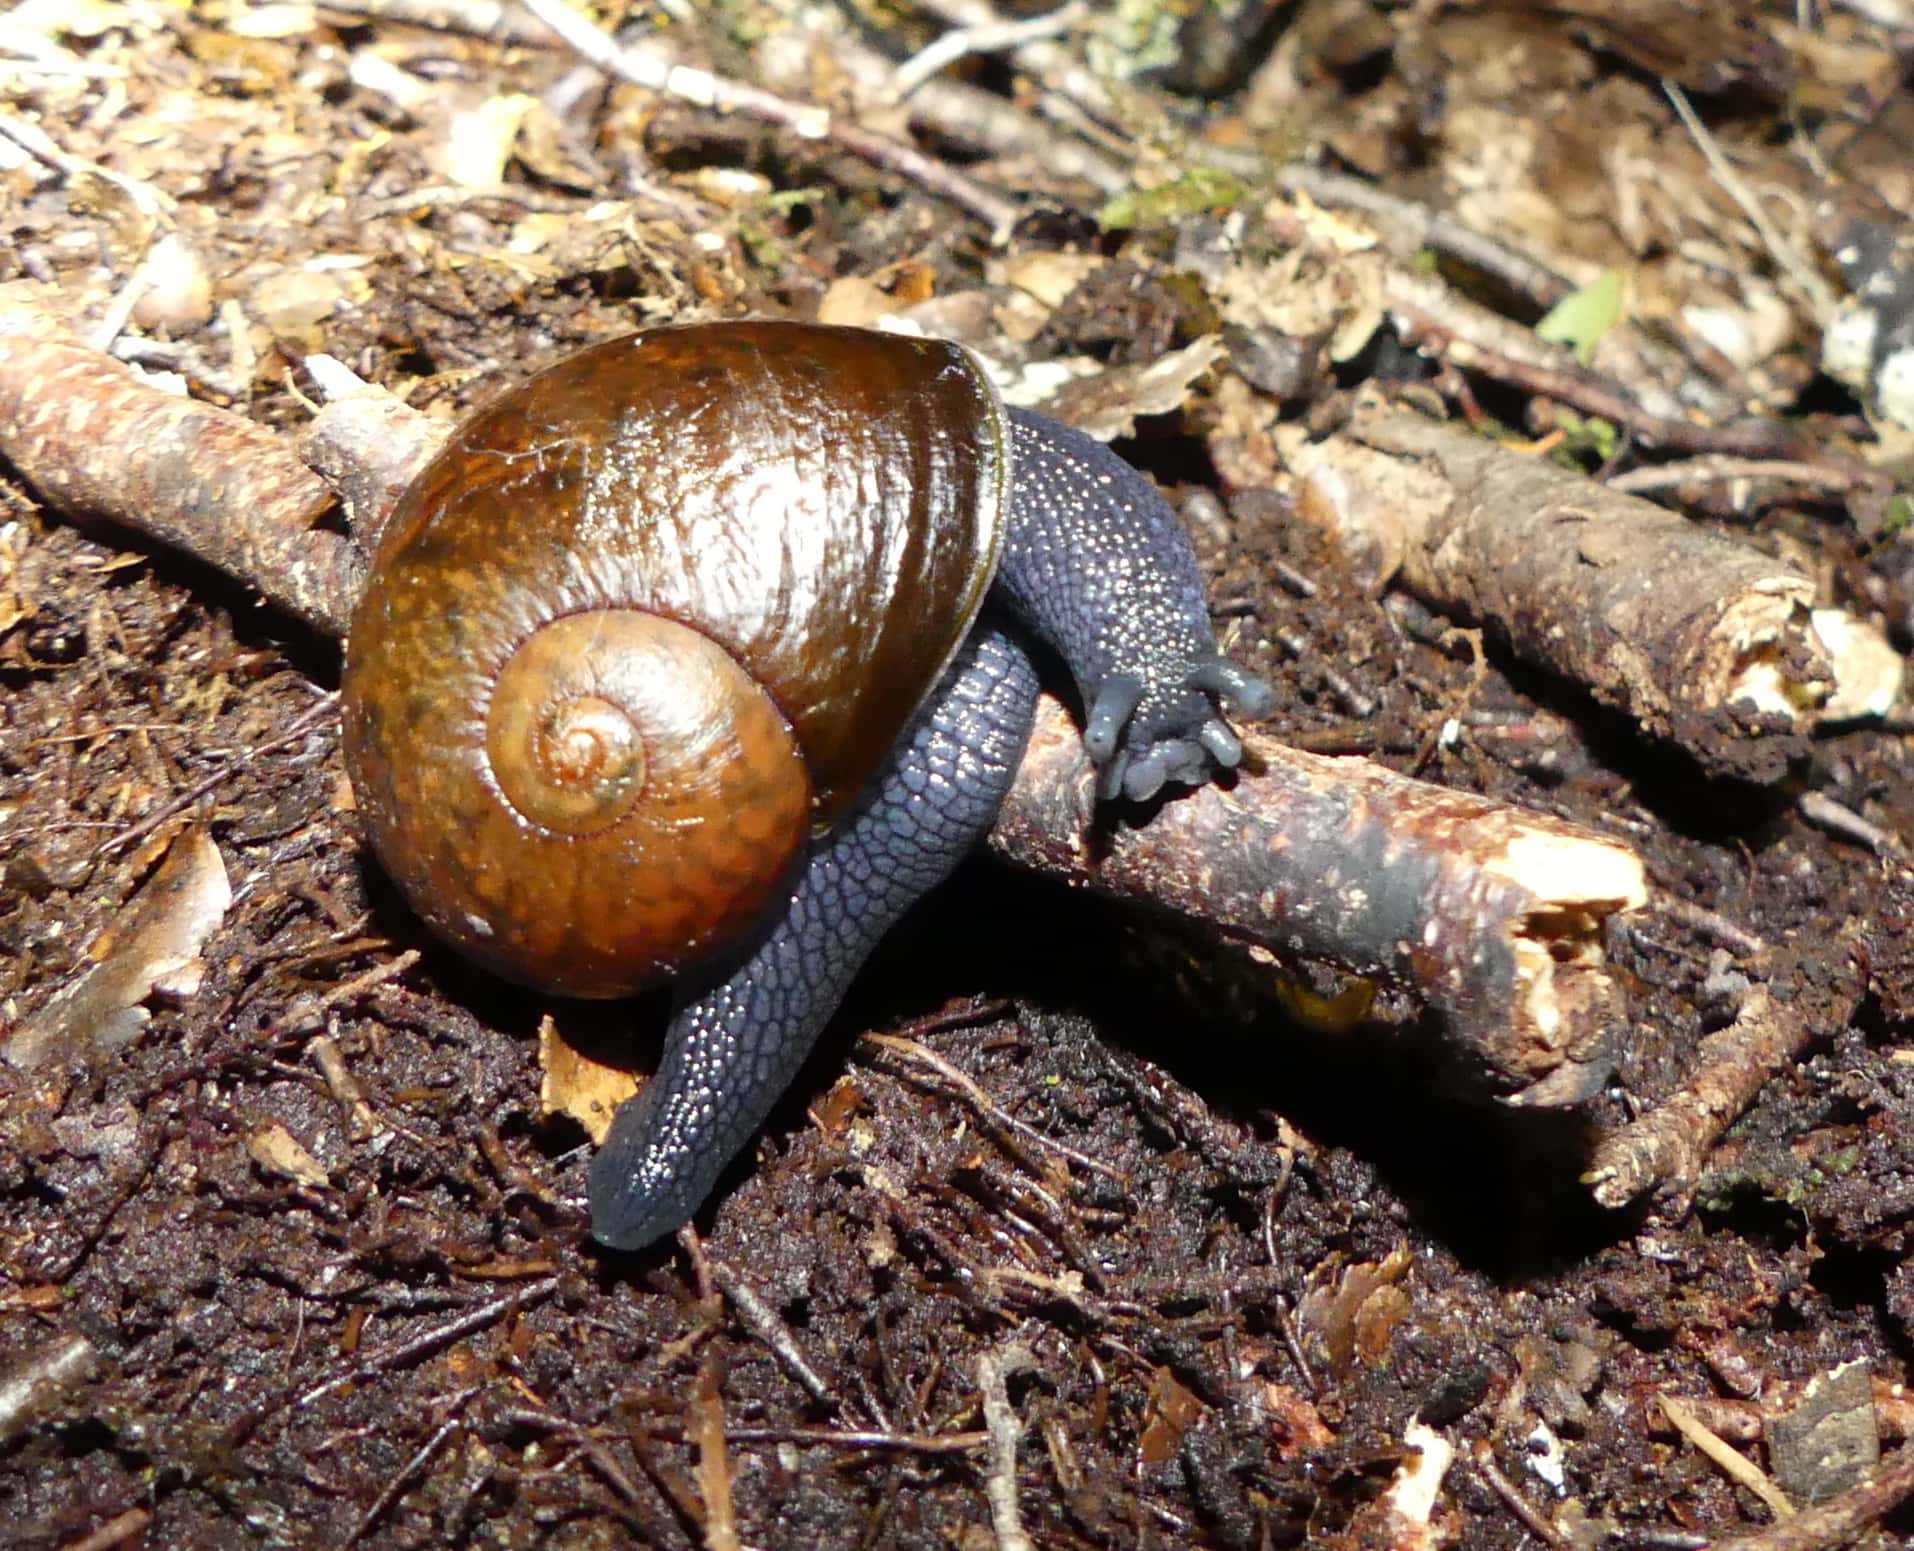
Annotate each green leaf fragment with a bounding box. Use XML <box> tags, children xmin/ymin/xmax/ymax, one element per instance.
<box><xmin>1536</xmin><ymin>269</ymin><xmax>1626</xmax><ymax>365</ymax></box>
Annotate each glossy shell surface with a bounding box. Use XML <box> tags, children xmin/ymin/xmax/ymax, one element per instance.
<box><xmin>341</xmin><ymin>321</ymin><xmax>1009</xmax><ymax>996</ymax></box>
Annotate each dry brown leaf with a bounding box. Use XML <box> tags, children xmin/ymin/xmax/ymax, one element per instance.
<box><xmin>2</xmin><ymin>827</ymin><xmax>230</xmax><ymax>1070</ymax></box>
<box><xmin>247</xmin><ymin>1121</ymin><xmax>328</xmax><ymax>1188</ymax></box>
<box><xmin>441</xmin><ymin>93</ymin><xmax>536</xmax><ymax>191</ymax></box>
<box><xmin>1039</xmin><ymin>334</ymin><xmax>1226</xmax><ymax>441</ymax></box>
<box><xmin>538</xmin><ymin>1015</ymin><xmax>641</xmax><ymax>1144</ymax></box>
<box><xmin>1138</xmin><ymin>1367</ymin><xmax>1205</xmax><ymax>1466</ymax></box>
<box><xmin>1298</xmin><ymin>1245</ymin><xmax>1415</xmax><ymax>1379</ymax></box>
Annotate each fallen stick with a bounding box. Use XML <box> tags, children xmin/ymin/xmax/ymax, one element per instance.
<box><xmin>1280</xmin><ymin>405</ymin><xmax>1902</xmax><ymax>784</ymax></box>
<box><xmin>1</xmin><ymin>320</ymin><xmax>1649</xmax><ymax>1108</ymax></box>
<box><xmin>994</xmin><ymin>706</ymin><xmax>1646</xmax><ymax>1106</ymax></box>
<box><xmin>0</xmin><ymin>295</ymin><xmax>362</xmax><ymax>636</ymax></box>
<box><xmin>1698</xmin><ymin>1438</ymin><xmax>1914</xmax><ymax>1551</ymax></box>
<box><xmin>1583</xmin><ymin>985</ymin><xmax>1818</xmax><ymax>1209</ymax></box>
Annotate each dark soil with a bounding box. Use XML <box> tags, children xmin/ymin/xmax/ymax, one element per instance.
<box><xmin>3</xmin><ymin>3</ymin><xmax>1914</xmax><ymax>1548</ymax></box>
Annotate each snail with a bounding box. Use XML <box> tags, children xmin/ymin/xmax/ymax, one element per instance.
<box><xmin>340</xmin><ymin>320</ymin><xmax>1273</xmax><ymax>1251</ymax></box>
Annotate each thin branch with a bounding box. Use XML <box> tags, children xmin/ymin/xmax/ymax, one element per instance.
<box><xmin>1700</xmin><ymin>1436</ymin><xmax>1914</xmax><ymax>1550</ymax></box>
<box><xmin>976</xmin><ymin>1344</ymin><xmax>1037</xmax><ymax>1551</ymax></box>
<box><xmin>0</xmin><ymin>1332</ymin><xmax>102</xmax><ymax>1447</ymax></box>
<box><xmin>53</xmin><ymin>1509</ymin><xmax>150</xmax><ymax>1551</ymax></box>
<box><xmin>1278</xmin><ymin>163</ymin><xmax>1572</xmax><ymax>311</ymax></box>
<box><xmin>887</xmin><ymin>3</ymin><xmax>1086</xmax><ymax>103</ymax></box>
<box><xmin>703</xmin><ymin>1258</ymin><xmax>834</xmax><ymax>1409</ymax></box>
<box><xmin>1663</xmin><ymin>82</ymin><xmax>1839</xmax><ymax>326</ymax></box>
<box><xmin>313</xmin><ymin>0</ymin><xmax>563</xmax><ymax>45</ymax></box>
<box><xmin>1606</xmin><ymin>456</ymin><xmax>1886</xmax><ymax>500</ymax></box>
<box><xmin>860</xmin><ymin>1030</ymin><xmax>1130</xmax><ymax>1183</ymax></box>
<box><xmin>295</xmin><ymin>1277</ymin><xmax>558</xmax><ymax>1409</ymax></box>
<box><xmin>517</xmin><ymin>0</ymin><xmax>1023</xmax><ymax>240</ymax></box>
<box><xmin>1661</xmin><ymin>1394</ymin><xmax>1795</xmax><ymax>1521</ymax></box>
<box><xmin>0</xmin><ymin>305</ymin><xmax>361</xmax><ymax>634</ymax></box>
<box><xmin>94</xmin><ymin>694</ymin><xmax>338</xmax><ymax>862</ymax></box>
<box><xmin>690</xmin><ymin>1358</ymin><xmax>741</xmax><ymax>1551</ymax></box>
<box><xmin>341</xmin><ymin>1390</ymin><xmax>478</xmax><ymax>1547</ymax></box>
<box><xmin>1472</xmin><ymin>1444</ymin><xmax>1577</xmax><ymax>1551</ymax></box>
<box><xmin>1585</xmin><ymin>987</ymin><xmax>1820</xmax><ymax>1209</ymax></box>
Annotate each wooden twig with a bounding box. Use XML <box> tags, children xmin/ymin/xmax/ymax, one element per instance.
<box><xmin>1282</xmin><ymin>406</ymin><xmax>1902</xmax><ymax>783</ymax></box>
<box><xmin>861</xmin><ymin>1029</ymin><xmax>1132</xmax><ymax>1181</ymax></box>
<box><xmin>92</xmin><ymin>694</ymin><xmax>337</xmax><ymax>862</ymax></box>
<box><xmin>300</xmin><ymin>357</ymin><xmax>450</xmax><ymax>550</ymax></box>
<box><xmin>5</xmin><ymin>328</ymin><xmax>1652</xmax><ymax>1111</ymax></box>
<box><xmin>1797</xmin><ymin>791</ymin><xmax>1894</xmax><ymax>854</ymax></box>
<box><xmin>1698</xmin><ymin>1437</ymin><xmax>1914</xmax><ymax>1551</ymax></box>
<box><xmin>1380</xmin><ymin>262</ymin><xmax>1747</xmax><ymax>429</ymax></box>
<box><xmin>0</xmin><ymin>302</ymin><xmax>362</xmax><ymax>635</ymax></box>
<box><xmin>312</xmin><ymin>0</ymin><xmax>564</xmax><ymax>46</ymax></box>
<box><xmin>1644</xmin><ymin>1379</ymin><xmax>1914</xmax><ymax>1447</ymax></box>
<box><xmin>294</xmin><ymin>1276</ymin><xmax>558</xmax><ymax>1409</ymax></box>
<box><xmin>1473</xmin><ymin>1443</ymin><xmax>1574</xmax><ymax>1551</ymax></box>
<box><xmin>1584</xmin><ymin>987</ymin><xmax>1817</xmax><ymax>1209</ymax></box>
<box><xmin>886</xmin><ymin>2</ymin><xmax>1086</xmax><ymax>103</ymax></box>
<box><xmin>690</xmin><ymin>1358</ymin><xmax>741</xmax><ymax>1551</ymax></box>
<box><xmin>1278</xmin><ymin>163</ymin><xmax>1573</xmax><ymax>314</ymax></box>
<box><xmin>701</xmin><ymin>1424</ymin><xmax>985</xmax><ymax>1453</ymax></box>
<box><xmin>1402</xmin><ymin>317</ymin><xmax>1845</xmax><ymax>465</ymax></box>
<box><xmin>702</xmin><ymin>1258</ymin><xmax>834</xmax><ymax>1408</ymax></box>
<box><xmin>517</xmin><ymin>0</ymin><xmax>1024</xmax><ymax>240</ymax></box>
<box><xmin>341</xmin><ymin>1391</ymin><xmax>477</xmax><ymax>1547</ymax></box>
<box><xmin>0</xmin><ymin>114</ymin><xmax>172</xmax><ymax>224</ymax></box>
<box><xmin>913</xmin><ymin>0</ymin><xmax>1122</xmax><ymax>133</ymax></box>
<box><xmin>1663</xmin><ymin>83</ymin><xmax>1839</xmax><ymax>327</ymax></box>
<box><xmin>53</xmin><ymin>1508</ymin><xmax>150</xmax><ymax>1551</ymax></box>
<box><xmin>0</xmin><ymin>1332</ymin><xmax>102</xmax><ymax>1446</ymax></box>
<box><xmin>976</xmin><ymin>1343</ymin><xmax>1037</xmax><ymax>1551</ymax></box>
<box><xmin>1662</xmin><ymin>1393</ymin><xmax>1795</xmax><ymax>1521</ymax></box>
<box><xmin>1605</xmin><ymin>456</ymin><xmax>1887</xmax><ymax>501</ymax></box>
<box><xmin>819</xmin><ymin>31</ymin><xmax>1117</xmax><ymax>193</ymax></box>
<box><xmin>994</xmin><ymin>702</ymin><xmax>1648</xmax><ymax>1107</ymax></box>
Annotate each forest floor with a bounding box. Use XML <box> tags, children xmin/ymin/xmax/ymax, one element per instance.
<box><xmin>3</xmin><ymin>2</ymin><xmax>1914</xmax><ymax>1548</ymax></box>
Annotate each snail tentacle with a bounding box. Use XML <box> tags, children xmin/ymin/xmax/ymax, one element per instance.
<box><xmin>995</xmin><ymin>408</ymin><xmax>1273</xmax><ymax>802</ymax></box>
<box><xmin>588</xmin><ymin>622</ymin><xmax>1043</xmax><ymax>1252</ymax></box>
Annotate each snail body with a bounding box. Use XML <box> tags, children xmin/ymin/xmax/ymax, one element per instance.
<box><xmin>341</xmin><ymin>320</ymin><xmax>1271</xmax><ymax>1251</ymax></box>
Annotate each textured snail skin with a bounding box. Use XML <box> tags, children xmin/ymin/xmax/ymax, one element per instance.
<box><xmin>589</xmin><ymin>406</ymin><xmax>1273</xmax><ymax>1252</ymax></box>
<box><xmin>590</xmin><ymin>622</ymin><xmax>1041</xmax><ymax>1248</ymax></box>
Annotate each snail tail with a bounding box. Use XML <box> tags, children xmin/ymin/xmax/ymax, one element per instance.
<box><xmin>587</xmin><ymin>623</ymin><xmax>1042</xmax><ymax>1252</ymax></box>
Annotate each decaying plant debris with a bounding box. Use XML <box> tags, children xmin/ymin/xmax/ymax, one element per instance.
<box><xmin>3</xmin><ymin>2</ymin><xmax>1914</xmax><ymax>1549</ymax></box>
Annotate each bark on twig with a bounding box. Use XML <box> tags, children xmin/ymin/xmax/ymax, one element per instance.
<box><xmin>690</xmin><ymin>1358</ymin><xmax>742</xmax><ymax>1551</ymax></box>
<box><xmin>1644</xmin><ymin>1379</ymin><xmax>1914</xmax><ymax>1447</ymax></box>
<box><xmin>0</xmin><ymin>300</ymin><xmax>362</xmax><ymax>635</ymax></box>
<box><xmin>299</xmin><ymin>357</ymin><xmax>449</xmax><ymax>550</ymax></box>
<box><xmin>313</xmin><ymin>0</ymin><xmax>564</xmax><ymax>46</ymax></box>
<box><xmin>518</xmin><ymin>0</ymin><xmax>1024</xmax><ymax>240</ymax></box>
<box><xmin>993</xmin><ymin>705</ymin><xmax>1648</xmax><ymax>1106</ymax></box>
<box><xmin>1583</xmin><ymin>986</ymin><xmax>1815</xmax><ymax>1209</ymax></box>
<box><xmin>976</xmin><ymin>1344</ymin><xmax>1038</xmax><ymax>1551</ymax></box>
<box><xmin>1279</xmin><ymin>165</ymin><xmax>1753</xmax><ymax>426</ymax></box>
<box><xmin>0</xmin><ymin>1332</ymin><xmax>101</xmax><ymax>1447</ymax></box>
<box><xmin>1282</xmin><ymin>406</ymin><xmax>1901</xmax><ymax>783</ymax></box>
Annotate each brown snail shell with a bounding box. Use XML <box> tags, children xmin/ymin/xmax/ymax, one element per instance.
<box><xmin>340</xmin><ymin>322</ymin><xmax>1009</xmax><ymax>997</ymax></box>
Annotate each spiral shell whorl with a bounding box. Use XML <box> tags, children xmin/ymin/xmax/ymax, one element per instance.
<box><xmin>344</xmin><ymin>603</ymin><xmax>811</xmax><ymax>998</ymax></box>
